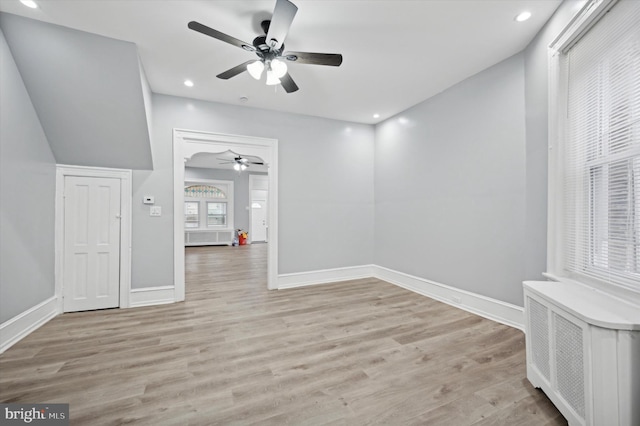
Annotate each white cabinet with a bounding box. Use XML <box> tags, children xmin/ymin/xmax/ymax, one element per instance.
<box><xmin>524</xmin><ymin>281</ymin><xmax>640</xmax><ymax>426</ymax></box>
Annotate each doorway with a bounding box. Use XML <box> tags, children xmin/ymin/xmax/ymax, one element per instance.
<box><xmin>173</xmin><ymin>130</ymin><xmax>279</xmax><ymax>301</ymax></box>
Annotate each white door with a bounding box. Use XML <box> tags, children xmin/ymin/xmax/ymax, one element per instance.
<box><xmin>251</xmin><ymin>200</ymin><xmax>268</xmax><ymax>242</ymax></box>
<box><xmin>250</xmin><ymin>175</ymin><xmax>269</xmax><ymax>243</ymax></box>
<box><xmin>63</xmin><ymin>176</ymin><xmax>121</xmax><ymax>312</ymax></box>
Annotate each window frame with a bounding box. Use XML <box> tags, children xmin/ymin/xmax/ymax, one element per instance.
<box><xmin>184</xmin><ymin>201</ymin><xmax>200</xmax><ymax>228</ymax></box>
<box><xmin>547</xmin><ymin>0</ymin><xmax>640</xmax><ymax>302</ymax></box>
<box><xmin>183</xmin><ymin>179</ymin><xmax>234</xmax><ymax>230</ymax></box>
<box><xmin>206</xmin><ymin>201</ymin><xmax>228</xmax><ymax>227</ymax></box>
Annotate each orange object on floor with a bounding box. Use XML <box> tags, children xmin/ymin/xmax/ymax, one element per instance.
<box><xmin>238</xmin><ymin>234</ymin><xmax>247</xmax><ymax>245</ymax></box>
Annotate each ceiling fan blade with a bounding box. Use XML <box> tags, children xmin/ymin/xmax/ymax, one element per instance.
<box><xmin>279</xmin><ymin>73</ymin><xmax>299</xmax><ymax>93</ymax></box>
<box><xmin>283</xmin><ymin>51</ymin><xmax>343</xmax><ymax>66</ymax></box>
<box><xmin>236</xmin><ymin>153</ymin><xmax>263</xmax><ymax>161</ymax></box>
<box><xmin>238</xmin><ymin>158</ymin><xmax>264</xmax><ymax>165</ymax></box>
<box><xmin>216</xmin><ymin>61</ymin><xmax>255</xmax><ymax>80</ymax></box>
<box><xmin>266</xmin><ymin>0</ymin><xmax>298</xmax><ymax>50</ymax></box>
<box><xmin>188</xmin><ymin>21</ymin><xmax>255</xmax><ymax>51</ymax></box>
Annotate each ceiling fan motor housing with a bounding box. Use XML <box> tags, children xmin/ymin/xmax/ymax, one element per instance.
<box><xmin>253</xmin><ymin>41</ymin><xmax>284</xmax><ymax>59</ymax></box>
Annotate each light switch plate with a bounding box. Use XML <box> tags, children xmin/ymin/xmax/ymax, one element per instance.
<box><xmin>150</xmin><ymin>206</ymin><xmax>161</xmax><ymax>216</ymax></box>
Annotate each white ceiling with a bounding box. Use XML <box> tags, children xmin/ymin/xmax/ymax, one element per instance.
<box><xmin>0</xmin><ymin>0</ymin><xmax>561</xmax><ymax>124</ymax></box>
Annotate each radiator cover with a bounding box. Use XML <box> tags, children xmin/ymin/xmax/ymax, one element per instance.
<box><xmin>185</xmin><ymin>230</ymin><xmax>233</xmax><ymax>246</ymax></box>
<box><xmin>524</xmin><ymin>281</ymin><xmax>640</xmax><ymax>426</ymax></box>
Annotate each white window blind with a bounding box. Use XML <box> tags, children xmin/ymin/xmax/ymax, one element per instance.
<box><xmin>562</xmin><ymin>0</ymin><xmax>640</xmax><ymax>291</ymax></box>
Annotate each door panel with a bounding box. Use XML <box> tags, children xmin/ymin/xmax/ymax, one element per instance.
<box><xmin>63</xmin><ymin>176</ymin><xmax>121</xmax><ymax>312</ymax></box>
<box><xmin>251</xmin><ymin>200</ymin><xmax>268</xmax><ymax>242</ymax></box>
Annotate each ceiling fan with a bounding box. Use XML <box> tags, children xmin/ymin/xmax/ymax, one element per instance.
<box><xmin>188</xmin><ymin>0</ymin><xmax>343</xmax><ymax>93</ymax></box>
<box><xmin>218</xmin><ymin>152</ymin><xmax>264</xmax><ymax>171</ymax></box>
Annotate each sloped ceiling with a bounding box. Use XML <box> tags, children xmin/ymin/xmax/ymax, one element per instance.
<box><xmin>0</xmin><ymin>12</ymin><xmax>153</xmax><ymax>170</ymax></box>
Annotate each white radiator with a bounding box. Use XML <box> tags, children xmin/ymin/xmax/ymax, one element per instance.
<box><xmin>524</xmin><ymin>281</ymin><xmax>640</xmax><ymax>426</ymax></box>
<box><xmin>185</xmin><ymin>230</ymin><xmax>233</xmax><ymax>246</ymax></box>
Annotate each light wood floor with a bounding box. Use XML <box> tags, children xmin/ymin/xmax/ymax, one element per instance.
<box><xmin>1</xmin><ymin>244</ymin><xmax>566</xmax><ymax>425</ymax></box>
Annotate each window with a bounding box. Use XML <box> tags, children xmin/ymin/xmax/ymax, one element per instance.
<box><xmin>207</xmin><ymin>202</ymin><xmax>227</xmax><ymax>226</ymax></box>
<box><xmin>183</xmin><ymin>180</ymin><xmax>234</xmax><ymax>229</ymax></box>
<box><xmin>551</xmin><ymin>0</ymin><xmax>640</xmax><ymax>293</ymax></box>
<box><xmin>184</xmin><ymin>202</ymin><xmax>199</xmax><ymax>228</ymax></box>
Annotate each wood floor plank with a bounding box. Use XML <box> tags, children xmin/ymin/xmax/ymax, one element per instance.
<box><xmin>0</xmin><ymin>244</ymin><xmax>566</xmax><ymax>425</ymax></box>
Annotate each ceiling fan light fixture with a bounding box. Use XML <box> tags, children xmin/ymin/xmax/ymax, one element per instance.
<box><xmin>241</xmin><ymin>164</ymin><xmax>248</xmax><ymax>171</ymax></box>
<box><xmin>247</xmin><ymin>61</ymin><xmax>265</xmax><ymax>80</ymax></box>
<box><xmin>233</xmin><ymin>163</ymin><xmax>241</xmax><ymax>171</ymax></box>
<box><xmin>266</xmin><ymin>69</ymin><xmax>281</xmax><ymax>86</ymax></box>
<box><xmin>271</xmin><ymin>59</ymin><xmax>287</xmax><ymax>78</ymax></box>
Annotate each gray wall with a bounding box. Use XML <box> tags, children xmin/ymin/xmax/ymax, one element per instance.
<box><xmin>523</xmin><ymin>0</ymin><xmax>583</xmax><ymax>280</ymax></box>
<box><xmin>373</xmin><ymin>1</ymin><xmax>582</xmax><ymax>307</ymax></box>
<box><xmin>374</xmin><ymin>53</ymin><xmax>527</xmax><ymax>306</ymax></box>
<box><xmin>0</xmin><ymin>29</ymin><xmax>56</xmax><ymax>322</ymax></box>
<box><xmin>131</xmin><ymin>94</ymin><xmax>375</xmax><ymax>288</ymax></box>
<box><xmin>184</xmin><ymin>167</ymin><xmax>267</xmax><ymax>232</ymax></box>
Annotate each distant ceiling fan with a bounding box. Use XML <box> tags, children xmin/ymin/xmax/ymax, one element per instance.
<box><xmin>188</xmin><ymin>0</ymin><xmax>343</xmax><ymax>93</ymax></box>
<box><xmin>218</xmin><ymin>152</ymin><xmax>264</xmax><ymax>171</ymax></box>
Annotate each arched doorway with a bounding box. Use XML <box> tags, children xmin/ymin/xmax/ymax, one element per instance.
<box><xmin>172</xmin><ymin>129</ymin><xmax>279</xmax><ymax>302</ymax></box>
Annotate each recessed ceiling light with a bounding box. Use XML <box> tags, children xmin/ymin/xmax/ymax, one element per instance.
<box><xmin>373</xmin><ymin>113</ymin><xmax>380</xmax><ymax>119</ymax></box>
<box><xmin>20</xmin><ymin>0</ymin><xmax>38</xmax><ymax>8</ymax></box>
<box><xmin>184</xmin><ymin>79</ymin><xmax>194</xmax><ymax>87</ymax></box>
<box><xmin>239</xmin><ymin>96</ymin><xmax>249</xmax><ymax>103</ymax></box>
<box><xmin>515</xmin><ymin>11</ymin><xmax>532</xmax><ymax>22</ymax></box>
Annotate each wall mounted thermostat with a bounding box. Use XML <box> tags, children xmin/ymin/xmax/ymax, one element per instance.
<box><xmin>143</xmin><ymin>196</ymin><xmax>155</xmax><ymax>205</ymax></box>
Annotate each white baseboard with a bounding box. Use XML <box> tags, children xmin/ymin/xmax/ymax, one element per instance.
<box><xmin>277</xmin><ymin>264</ymin><xmax>524</xmax><ymax>330</ymax></box>
<box><xmin>372</xmin><ymin>266</ymin><xmax>524</xmax><ymax>331</ymax></box>
<box><xmin>278</xmin><ymin>265</ymin><xmax>375</xmax><ymax>289</ymax></box>
<box><xmin>130</xmin><ymin>286</ymin><xmax>175</xmax><ymax>307</ymax></box>
<box><xmin>0</xmin><ymin>296</ymin><xmax>58</xmax><ymax>354</ymax></box>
